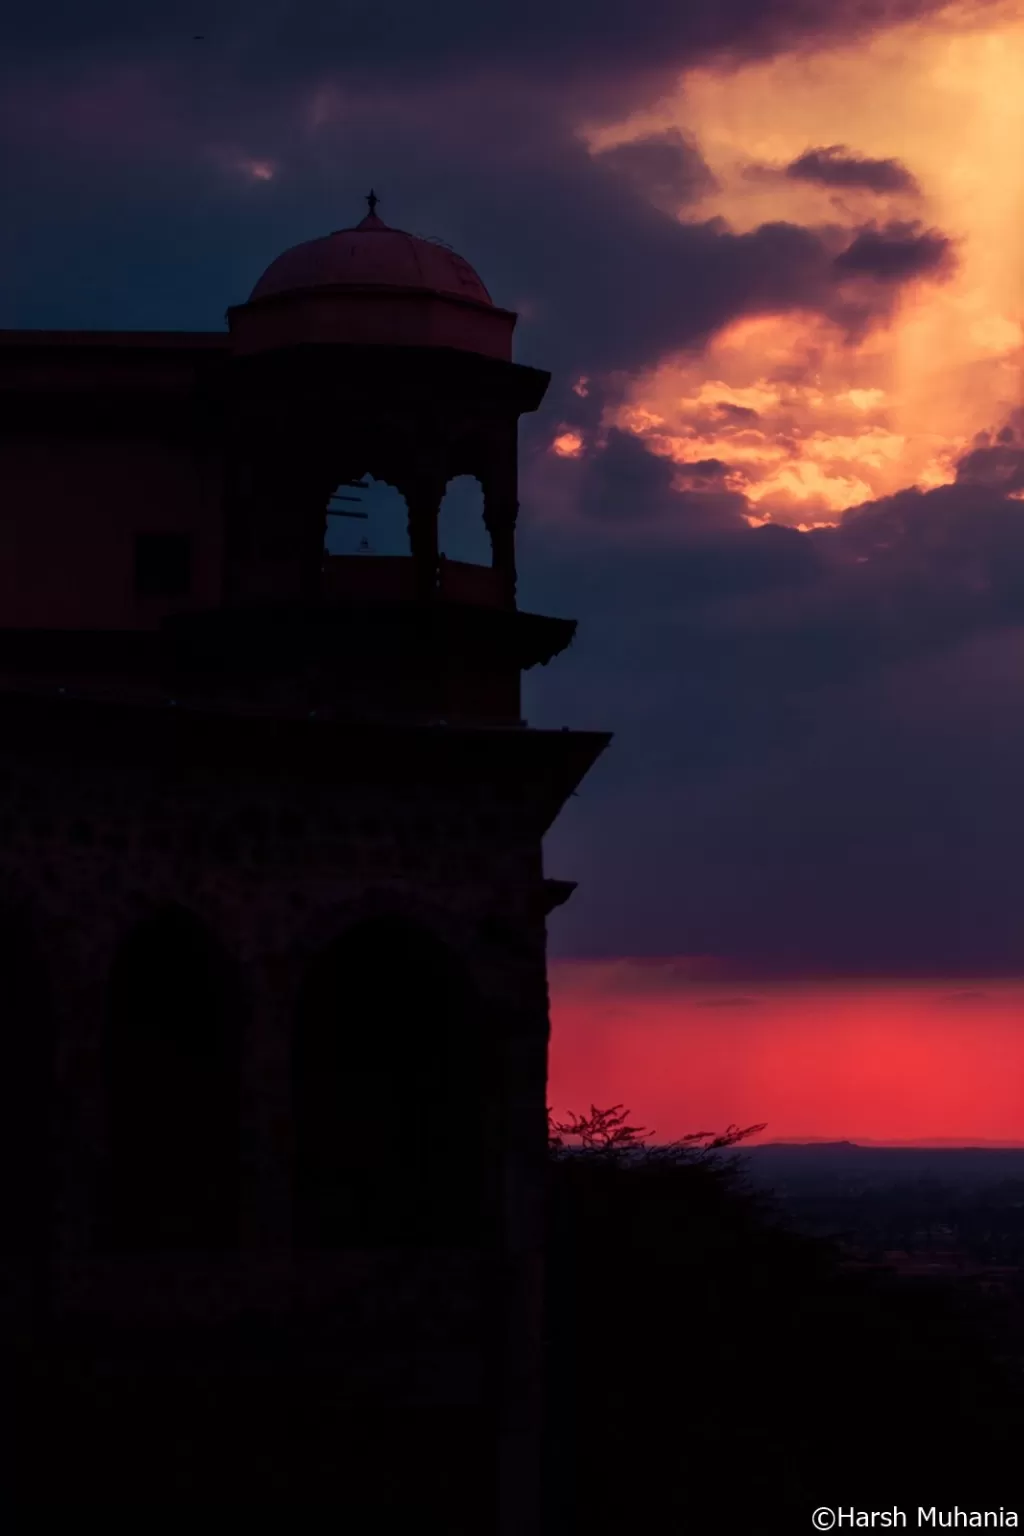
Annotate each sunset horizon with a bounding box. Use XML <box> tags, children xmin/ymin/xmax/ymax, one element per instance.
<box><xmin>549</xmin><ymin>963</ymin><xmax>1024</xmax><ymax>1147</ymax></box>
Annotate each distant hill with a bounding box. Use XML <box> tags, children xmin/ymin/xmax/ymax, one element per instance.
<box><xmin>737</xmin><ymin>1140</ymin><xmax>1024</xmax><ymax>1196</ymax></box>
<box><xmin>758</xmin><ymin>1138</ymin><xmax>1024</xmax><ymax>1149</ymax></box>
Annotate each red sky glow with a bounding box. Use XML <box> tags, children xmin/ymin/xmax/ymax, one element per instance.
<box><xmin>549</xmin><ymin>960</ymin><xmax>1024</xmax><ymax>1145</ymax></box>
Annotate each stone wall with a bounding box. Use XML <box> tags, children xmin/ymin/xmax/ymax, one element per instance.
<box><xmin>0</xmin><ymin>738</ymin><xmax>551</xmax><ymax>1250</ymax></box>
<box><xmin>0</xmin><ymin>721</ymin><xmax>554</xmax><ymax>1524</ymax></box>
<box><xmin>0</xmin><ymin>429</ymin><xmax>224</xmax><ymax>629</ymax></box>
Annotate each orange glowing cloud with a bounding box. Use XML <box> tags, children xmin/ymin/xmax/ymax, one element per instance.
<box><xmin>552</xmin><ymin>429</ymin><xmax>585</xmax><ymax>458</ymax></box>
<box><xmin>583</xmin><ymin>0</ymin><xmax>1024</xmax><ymax>521</ymax></box>
<box><xmin>610</xmin><ymin>311</ymin><xmax>943</xmax><ymax>520</ymax></box>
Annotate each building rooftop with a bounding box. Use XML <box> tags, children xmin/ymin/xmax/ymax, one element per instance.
<box><xmin>250</xmin><ymin>193</ymin><xmax>493</xmax><ymax>309</ymax></box>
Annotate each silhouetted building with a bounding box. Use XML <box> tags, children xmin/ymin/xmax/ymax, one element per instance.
<box><xmin>0</xmin><ymin>197</ymin><xmax>609</xmax><ymax>1526</ymax></box>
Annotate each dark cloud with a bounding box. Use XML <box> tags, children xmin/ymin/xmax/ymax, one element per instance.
<box><xmin>830</xmin><ymin>471</ymin><xmax>1024</xmax><ymax>621</ymax></box>
<box><xmin>714</xmin><ymin>402</ymin><xmax>761</xmax><ymax>423</ymax></box>
<box><xmin>595</xmin><ymin>129</ymin><xmax>719</xmax><ymax>207</ymax></box>
<box><xmin>832</xmin><ymin>220</ymin><xmax>954</xmax><ymax>282</ymax></box>
<box><xmin>498</xmin><ymin>176</ymin><xmax>954</xmax><ymax>409</ymax></box>
<box><xmin>559</xmin><ymin>428</ymin><xmax>748</xmax><ymax>534</ymax></box>
<box><xmin>532</xmin><ymin>414</ymin><xmax>1024</xmax><ymax>978</ymax></box>
<box><xmin>0</xmin><ymin>1</ymin><xmax>989</xmax><ymax>101</ymax></box>
<box><xmin>673</xmin><ymin>459</ymin><xmax>732</xmax><ymax>487</ymax></box>
<box><xmin>503</xmin><ymin>189</ymin><xmax>866</xmax><ymax>383</ymax></box>
<box><xmin>954</xmin><ymin>408</ymin><xmax>1024</xmax><ymax>495</ymax></box>
<box><xmin>785</xmin><ymin>144</ymin><xmax>919</xmax><ymax>194</ymax></box>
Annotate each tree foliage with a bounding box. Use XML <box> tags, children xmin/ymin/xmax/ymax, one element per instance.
<box><xmin>543</xmin><ymin>1102</ymin><xmax>1023</xmax><ymax>1533</ymax></box>
<box><xmin>548</xmin><ymin>1102</ymin><xmax>766</xmax><ymax>1161</ymax></box>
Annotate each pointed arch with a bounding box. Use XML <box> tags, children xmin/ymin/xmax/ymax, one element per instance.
<box><xmin>438</xmin><ymin>474</ymin><xmax>491</xmax><ymax>566</ymax></box>
<box><xmin>103</xmin><ymin>904</ymin><xmax>241</xmax><ymax>1251</ymax></box>
<box><xmin>292</xmin><ymin>914</ymin><xmax>492</xmax><ymax>1248</ymax></box>
<box><xmin>324</xmin><ymin>475</ymin><xmax>411</xmax><ymax>557</ymax></box>
<box><xmin>0</xmin><ymin>900</ymin><xmax>54</xmax><ymax>1257</ymax></box>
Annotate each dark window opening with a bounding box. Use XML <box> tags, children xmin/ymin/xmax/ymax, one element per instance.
<box><xmin>292</xmin><ymin>916</ymin><xmax>492</xmax><ymax>1249</ymax></box>
<box><xmin>0</xmin><ymin>908</ymin><xmax>54</xmax><ymax>1258</ymax></box>
<box><xmin>104</xmin><ymin>905</ymin><xmax>240</xmax><ymax>1251</ymax></box>
<box><xmin>135</xmin><ymin>532</ymin><xmax>192</xmax><ymax>597</ymax></box>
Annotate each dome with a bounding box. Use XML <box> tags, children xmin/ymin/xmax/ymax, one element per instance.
<box><xmin>232</xmin><ymin>191</ymin><xmax>515</xmax><ymax>361</ymax></box>
<box><xmin>250</xmin><ymin>195</ymin><xmax>494</xmax><ymax>308</ymax></box>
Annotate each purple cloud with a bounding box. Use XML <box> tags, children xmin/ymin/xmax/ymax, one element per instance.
<box><xmin>528</xmin><ymin>408</ymin><xmax>1024</xmax><ymax>977</ymax></box>
<box><xmin>595</xmin><ymin>129</ymin><xmax>719</xmax><ymax>205</ymax></box>
<box><xmin>955</xmin><ymin>409</ymin><xmax>1024</xmax><ymax>495</ymax></box>
<box><xmin>833</xmin><ymin>221</ymin><xmax>955</xmax><ymax>282</ymax></box>
<box><xmin>786</xmin><ymin>144</ymin><xmax>919</xmax><ymax>194</ymax></box>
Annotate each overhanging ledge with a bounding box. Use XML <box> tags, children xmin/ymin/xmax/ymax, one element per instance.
<box><xmin>0</xmin><ymin>686</ymin><xmax>611</xmax><ymax>831</ymax></box>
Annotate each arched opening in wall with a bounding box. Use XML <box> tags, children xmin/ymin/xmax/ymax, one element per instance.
<box><xmin>104</xmin><ymin>905</ymin><xmax>240</xmax><ymax>1252</ymax></box>
<box><xmin>323</xmin><ymin>476</ymin><xmax>411</xmax><ymax>557</ymax></box>
<box><xmin>0</xmin><ymin>905</ymin><xmax>54</xmax><ymax>1259</ymax></box>
<box><xmin>292</xmin><ymin>916</ymin><xmax>492</xmax><ymax>1249</ymax></box>
<box><xmin>438</xmin><ymin>475</ymin><xmax>491</xmax><ymax>567</ymax></box>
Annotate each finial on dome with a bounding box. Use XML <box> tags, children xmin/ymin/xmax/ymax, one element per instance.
<box><xmin>366</xmin><ymin>188</ymin><xmax>379</xmax><ymax>217</ymax></box>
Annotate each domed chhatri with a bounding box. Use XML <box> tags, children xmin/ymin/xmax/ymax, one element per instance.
<box><xmin>232</xmin><ymin>190</ymin><xmax>514</xmax><ymax>360</ymax></box>
<box><xmin>249</xmin><ymin>190</ymin><xmax>494</xmax><ymax>307</ymax></box>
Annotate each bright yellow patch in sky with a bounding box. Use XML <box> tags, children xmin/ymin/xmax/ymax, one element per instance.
<box><xmin>582</xmin><ymin>0</ymin><xmax>1024</xmax><ymax>522</ymax></box>
<box><xmin>552</xmin><ymin>430</ymin><xmax>585</xmax><ymax>458</ymax></box>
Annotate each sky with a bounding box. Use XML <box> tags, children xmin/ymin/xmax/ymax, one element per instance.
<box><xmin>2</xmin><ymin>0</ymin><xmax>1023</xmax><ymax>1142</ymax></box>
<box><xmin>547</xmin><ymin>964</ymin><xmax>1024</xmax><ymax>1144</ymax></box>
